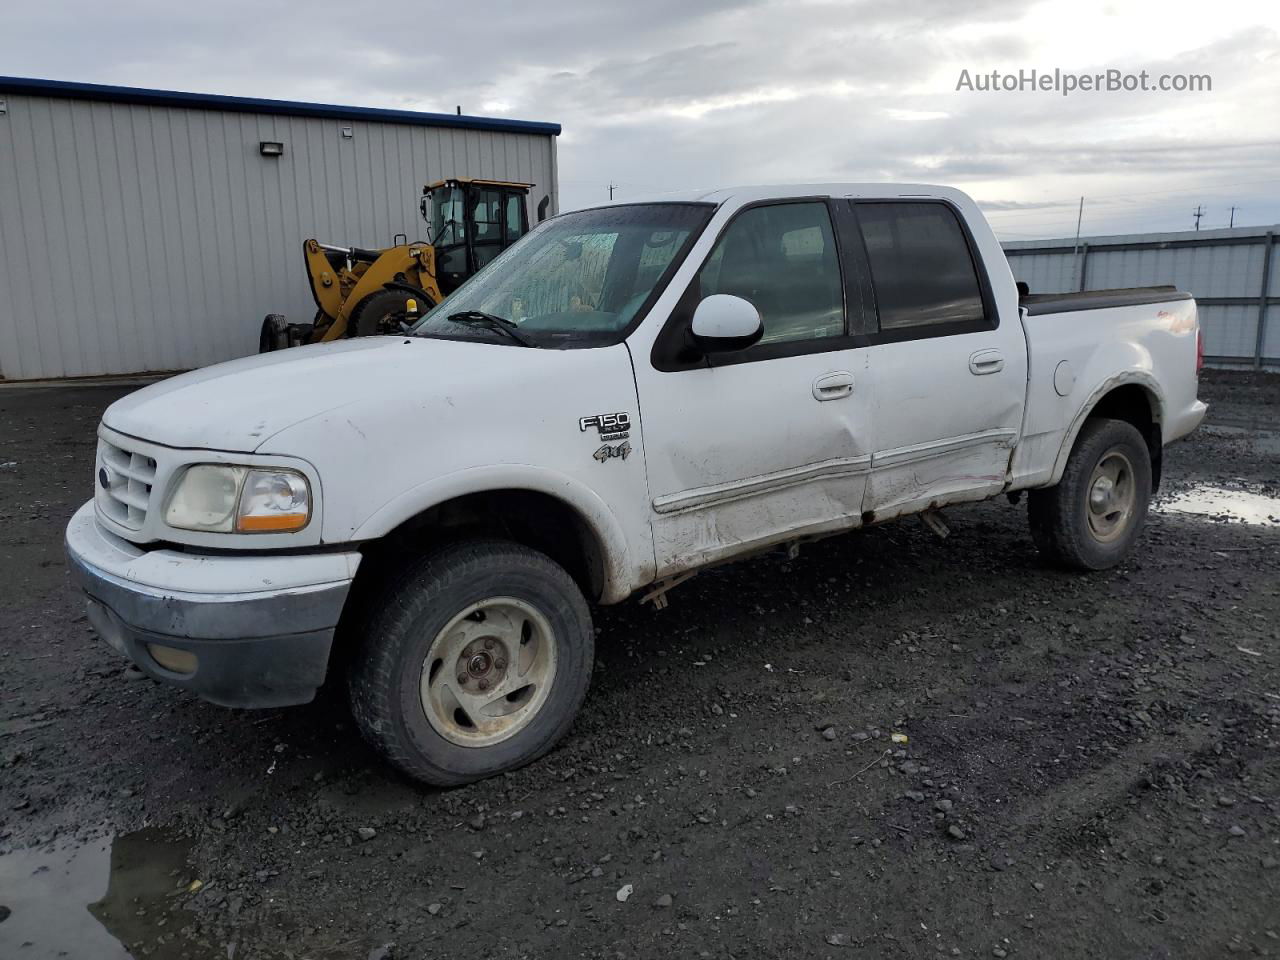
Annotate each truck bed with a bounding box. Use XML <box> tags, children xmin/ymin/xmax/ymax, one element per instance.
<box><xmin>1020</xmin><ymin>285</ymin><xmax>1193</xmax><ymax>316</ymax></box>
<box><xmin>1013</xmin><ymin>284</ymin><xmax>1192</xmax><ymax>317</ymax></box>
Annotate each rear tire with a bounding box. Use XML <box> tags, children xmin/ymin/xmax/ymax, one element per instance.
<box><xmin>1028</xmin><ymin>418</ymin><xmax>1152</xmax><ymax>570</ymax></box>
<box><xmin>347</xmin><ymin>540</ymin><xmax>593</xmax><ymax>786</ymax></box>
<box><xmin>258</xmin><ymin>314</ymin><xmax>288</xmax><ymax>353</ymax></box>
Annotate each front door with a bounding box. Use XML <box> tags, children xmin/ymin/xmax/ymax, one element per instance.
<box><xmin>632</xmin><ymin>199</ymin><xmax>876</xmax><ymax>576</ymax></box>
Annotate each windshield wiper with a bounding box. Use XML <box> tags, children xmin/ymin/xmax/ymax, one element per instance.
<box><xmin>446</xmin><ymin>311</ymin><xmax>537</xmax><ymax>347</ymax></box>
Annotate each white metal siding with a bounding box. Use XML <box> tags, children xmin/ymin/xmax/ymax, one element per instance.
<box><xmin>0</xmin><ymin>95</ymin><xmax>558</xmax><ymax>380</ymax></box>
<box><xmin>1196</xmin><ymin>303</ymin><xmax>1258</xmax><ymax>358</ymax></box>
<box><xmin>1004</xmin><ymin>228</ymin><xmax>1278</xmax><ymax>365</ymax></box>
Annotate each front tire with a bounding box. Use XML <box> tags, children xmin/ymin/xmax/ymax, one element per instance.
<box><xmin>348</xmin><ymin>540</ymin><xmax>593</xmax><ymax>786</ymax></box>
<box><xmin>348</xmin><ymin>287</ymin><xmax>435</xmax><ymax>337</ymax></box>
<box><xmin>1028</xmin><ymin>418</ymin><xmax>1152</xmax><ymax>570</ymax></box>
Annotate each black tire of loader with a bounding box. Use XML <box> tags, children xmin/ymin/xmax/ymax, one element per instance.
<box><xmin>348</xmin><ymin>287</ymin><xmax>435</xmax><ymax>338</ymax></box>
<box><xmin>258</xmin><ymin>314</ymin><xmax>289</xmax><ymax>353</ymax></box>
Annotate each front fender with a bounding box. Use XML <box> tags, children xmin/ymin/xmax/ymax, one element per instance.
<box><xmin>351</xmin><ymin>464</ymin><xmax>643</xmax><ymax>603</ymax></box>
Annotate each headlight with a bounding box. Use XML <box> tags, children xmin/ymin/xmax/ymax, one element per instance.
<box><xmin>165</xmin><ymin>465</ymin><xmax>311</xmax><ymax>534</ymax></box>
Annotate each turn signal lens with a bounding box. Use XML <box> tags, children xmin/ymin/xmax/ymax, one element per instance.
<box><xmin>236</xmin><ymin>469</ymin><xmax>311</xmax><ymax>533</ymax></box>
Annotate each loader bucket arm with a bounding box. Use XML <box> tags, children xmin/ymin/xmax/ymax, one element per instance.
<box><xmin>303</xmin><ymin>239</ymin><xmax>345</xmax><ymax>325</ymax></box>
<box><xmin>318</xmin><ymin>243</ymin><xmax>441</xmax><ymax>341</ymax></box>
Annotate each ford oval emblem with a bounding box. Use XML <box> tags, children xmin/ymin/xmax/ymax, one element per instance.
<box><xmin>98</xmin><ymin>467</ymin><xmax>110</xmax><ymax>489</ymax></box>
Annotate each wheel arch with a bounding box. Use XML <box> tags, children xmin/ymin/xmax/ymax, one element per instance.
<box><xmin>350</xmin><ymin>468</ymin><xmax>639</xmax><ymax>605</ymax></box>
<box><xmin>1050</xmin><ymin>371</ymin><xmax>1165</xmax><ymax>491</ymax></box>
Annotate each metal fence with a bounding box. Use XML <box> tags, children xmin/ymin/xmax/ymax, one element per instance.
<box><xmin>1003</xmin><ymin>226</ymin><xmax>1278</xmax><ymax>369</ymax></box>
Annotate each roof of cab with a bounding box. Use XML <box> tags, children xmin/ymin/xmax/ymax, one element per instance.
<box><xmin>586</xmin><ymin>182</ymin><xmax>974</xmax><ymax>209</ymax></box>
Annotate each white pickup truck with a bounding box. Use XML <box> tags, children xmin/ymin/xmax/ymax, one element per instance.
<box><xmin>66</xmin><ymin>183</ymin><xmax>1206</xmax><ymax>785</ymax></box>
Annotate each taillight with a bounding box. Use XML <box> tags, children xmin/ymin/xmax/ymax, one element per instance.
<box><xmin>1195</xmin><ymin>328</ymin><xmax>1205</xmax><ymax>375</ymax></box>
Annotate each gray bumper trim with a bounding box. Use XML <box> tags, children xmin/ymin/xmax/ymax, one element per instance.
<box><xmin>67</xmin><ymin>551</ymin><xmax>351</xmax><ymax>640</ymax></box>
<box><xmin>67</xmin><ymin>549</ymin><xmax>354</xmax><ymax>708</ymax></box>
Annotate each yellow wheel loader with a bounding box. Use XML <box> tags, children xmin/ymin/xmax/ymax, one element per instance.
<box><xmin>259</xmin><ymin>177</ymin><xmax>547</xmax><ymax>351</ymax></box>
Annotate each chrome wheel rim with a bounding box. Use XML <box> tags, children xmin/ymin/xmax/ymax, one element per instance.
<box><xmin>419</xmin><ymin>598</ymin><xmax>557</xmax><ymax>748</ymax></box>
<box><xmin>1086</xmin><ymin>449</ymin><xmax>1136</xmax><ymax>543</ymax></box>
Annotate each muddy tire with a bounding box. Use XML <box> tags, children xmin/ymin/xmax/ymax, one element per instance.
<box><xmin>1028</xmin><ymin>418</ymin><xmax>1152</xmax><ymax>570</ymax></box>
<box><xmin>348</xmin><ymin>287</ymin><xmax>434</xmax><ymax>337</ymax></box>
<box><xmin>347</xmin><ymin>540</ymin><xmax>593</xmax><ymax>787</ymax></box>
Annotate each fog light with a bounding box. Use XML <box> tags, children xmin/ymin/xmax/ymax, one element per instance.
<box><xmin>147</xmin><ymin>643</ymin><xmax>198</xmax><ymax>675</ymax></box>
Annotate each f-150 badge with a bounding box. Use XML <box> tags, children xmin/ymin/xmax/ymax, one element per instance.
<box><xmin>594</xmin><ymin>441</ymin><xmax>632</xmax><ymax>463</ymax></box>
<box><xmin>579</xmin><ymin>412</ymin><xmax>631</xmax><ymax>442</ymax></box>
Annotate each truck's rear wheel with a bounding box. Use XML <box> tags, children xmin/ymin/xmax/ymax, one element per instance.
<box><xmin>348</xmin><ymin>540</ymin><xmax>593</xmax><ymax>786</ymax></box>
<box><xmin>1028</xmin><ymin>418</ymin><xmax>1152</xmax><ymax>570</ymax></box>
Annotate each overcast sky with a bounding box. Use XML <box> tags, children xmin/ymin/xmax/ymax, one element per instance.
<box><xmin>4</xmin><ymin>0</ymin><xmax>1278</xmax><ymax>239</ymax></box>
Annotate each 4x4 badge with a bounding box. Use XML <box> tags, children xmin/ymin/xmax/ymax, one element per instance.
<box><xmin>593</xmin><ymin>441</ymin><xmax>632</xmax><ymax>463</ymax></box>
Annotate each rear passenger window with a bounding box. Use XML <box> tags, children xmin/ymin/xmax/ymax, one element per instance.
<box><xmin>699</xmin><ymin>202</ymin><xmax>844</xmax><ymax>344</ymax></box>
<box><xmin>855</xmin><ymin>202</ymin><xmax>988</xmax><ymax>332</ymax></box>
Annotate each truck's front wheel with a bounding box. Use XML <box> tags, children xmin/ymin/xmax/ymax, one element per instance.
<box><xmin>348</xmin><ymin>540</ymin><xmax>593</xmax><ymax>786</ymax></box>
<box><xmin>1028</xmin><ymin>418</ymin><xmax>1152</xmax><ymax>570</ymax></box>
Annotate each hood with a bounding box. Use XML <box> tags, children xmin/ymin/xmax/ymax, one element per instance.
<box><xmin>103</xmin><ymin>337</ymin><xmax>539</xmax><ymax>452</ymax></box>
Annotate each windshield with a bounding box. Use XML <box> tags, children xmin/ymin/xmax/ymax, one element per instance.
<box><xmin>412</xmin><ymin>203</ymin><xmax>713</xmax><ymax>346</ymax></box>
<box><xmin>430</xmin><ymin>184</ymin><xmax>466</xmax><ymax>246</ymax></box>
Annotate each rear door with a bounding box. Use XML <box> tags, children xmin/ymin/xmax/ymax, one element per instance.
<box><xmin>851</xmin><ymin>200</ymin><xmax>1027</xmax><ymax>520</ymax></box>
<box><xmin>633</xmin><ymin>199</ymin><xmax>878</xmax><ymax>576</ymax></box>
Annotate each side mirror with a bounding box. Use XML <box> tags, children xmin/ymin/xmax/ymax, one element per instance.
<box><xmin>690</xmin><ymin>294</ymin><xmax>763</xmax><ymax>352</ymax></box>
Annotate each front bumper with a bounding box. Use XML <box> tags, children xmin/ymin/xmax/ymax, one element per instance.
<box><xmin>65</xmin><ymin>501</ymin><xmax>361</xmax><ymax>708</ymax></box>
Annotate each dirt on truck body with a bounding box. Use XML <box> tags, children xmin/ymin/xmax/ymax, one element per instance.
<box><xmin>1</xmin><ymin>370</ymin><xmax>1279</xmax><ymax>959</ymax></box>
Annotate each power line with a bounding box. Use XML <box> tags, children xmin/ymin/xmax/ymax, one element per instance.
<box><xmin>981</xmin><ymin>175</ymin><xmax>1280</xmax><ymax>220</ymax></box>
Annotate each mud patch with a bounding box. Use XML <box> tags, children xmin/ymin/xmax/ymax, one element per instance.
<box><xmin>0</xmin><ymin>827</ymin><xmax>216</xmax><ymax>960</ymax></box>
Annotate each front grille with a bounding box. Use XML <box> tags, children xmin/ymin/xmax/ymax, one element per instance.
<box><xmin>96</xmin><ymin>438</ymin><xmax>158</xmax><ymax>529</ymax></box>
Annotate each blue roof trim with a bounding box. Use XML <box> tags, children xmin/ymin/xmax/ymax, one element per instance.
<box><xmin>0</xmin><ymin>76</ymin><xmax>561</xmax><ymax>137</ymax></box>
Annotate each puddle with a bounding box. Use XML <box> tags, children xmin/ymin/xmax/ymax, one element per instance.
<box><xmin>0</xmin><ymin>827</ymin><xmax>220</xmax><ymax>960</ymax></box>
<box><xmin>1158</xmin><ymin>485</ymin><xmax>1280</xmax><ymax>525</ymax></box>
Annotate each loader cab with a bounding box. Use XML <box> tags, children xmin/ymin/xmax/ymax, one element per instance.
<box><xmin>423</xmin><ymin>178</ymin><xmax>533</xmax><ymax>295</ymax></box>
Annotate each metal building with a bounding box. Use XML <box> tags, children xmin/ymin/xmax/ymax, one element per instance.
<box><xmin>0</xmin><ymin>77</ymin><xmax>560</xmax><ymax>381</ymax></box>
<box><xmin>1004</xmin><ymin>225</ymin><xmax>1278</xmax><ymax>369</ymax></box>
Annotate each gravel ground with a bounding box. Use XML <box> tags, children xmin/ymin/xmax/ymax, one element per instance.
<box><xmin>1</xmin><ymin>370</ymin><xmax>1278</xmax><ymax>960</ymax></box>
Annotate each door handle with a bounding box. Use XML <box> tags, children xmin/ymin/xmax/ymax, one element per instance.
<box><xmin>812</xmin><ymin>371</ymin><xmax>855</xmax><ymax>401</ymax></box>
<box><xmin>969</xmin><ymin>349</ymin><xmax>1005</xmax><ymax>376</ymax></box>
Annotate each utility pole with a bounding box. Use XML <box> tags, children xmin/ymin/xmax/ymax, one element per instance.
<box><xmin>1193</xmin><ymin>205</ymin><xmax>1205</xmax><ymax>230</ymax></box>
<box><xmin>1071</xmin><ymin>196</ymin><xmax>1085</xmax><ymax>289</ymax></box>
<box><xmin>1229</xmin><ymin>206</ymin><xmax>1238</xmax><ymax>228</ymax></box>
<box><xmin>608</xmin><ymin>183</ymin><xmax>617</xmax><ymax>201</ymax></box>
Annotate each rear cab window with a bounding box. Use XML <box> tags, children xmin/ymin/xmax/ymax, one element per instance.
<box><xmin>851</xmin><ymin>200</ymin><xmax>993</xmax><ymax>340</ymax></box>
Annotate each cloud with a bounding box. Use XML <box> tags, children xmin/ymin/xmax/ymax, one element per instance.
<box><xmin>3</xmin><ymin>0</ymin><xmax>1279</xmax><ymax>236</ymax></box>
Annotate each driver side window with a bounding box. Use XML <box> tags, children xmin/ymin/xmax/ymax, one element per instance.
<box><xmin>698</xmin><ymin>202</ymin><xmax>845</xmax><ymax>345</ymax></box>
